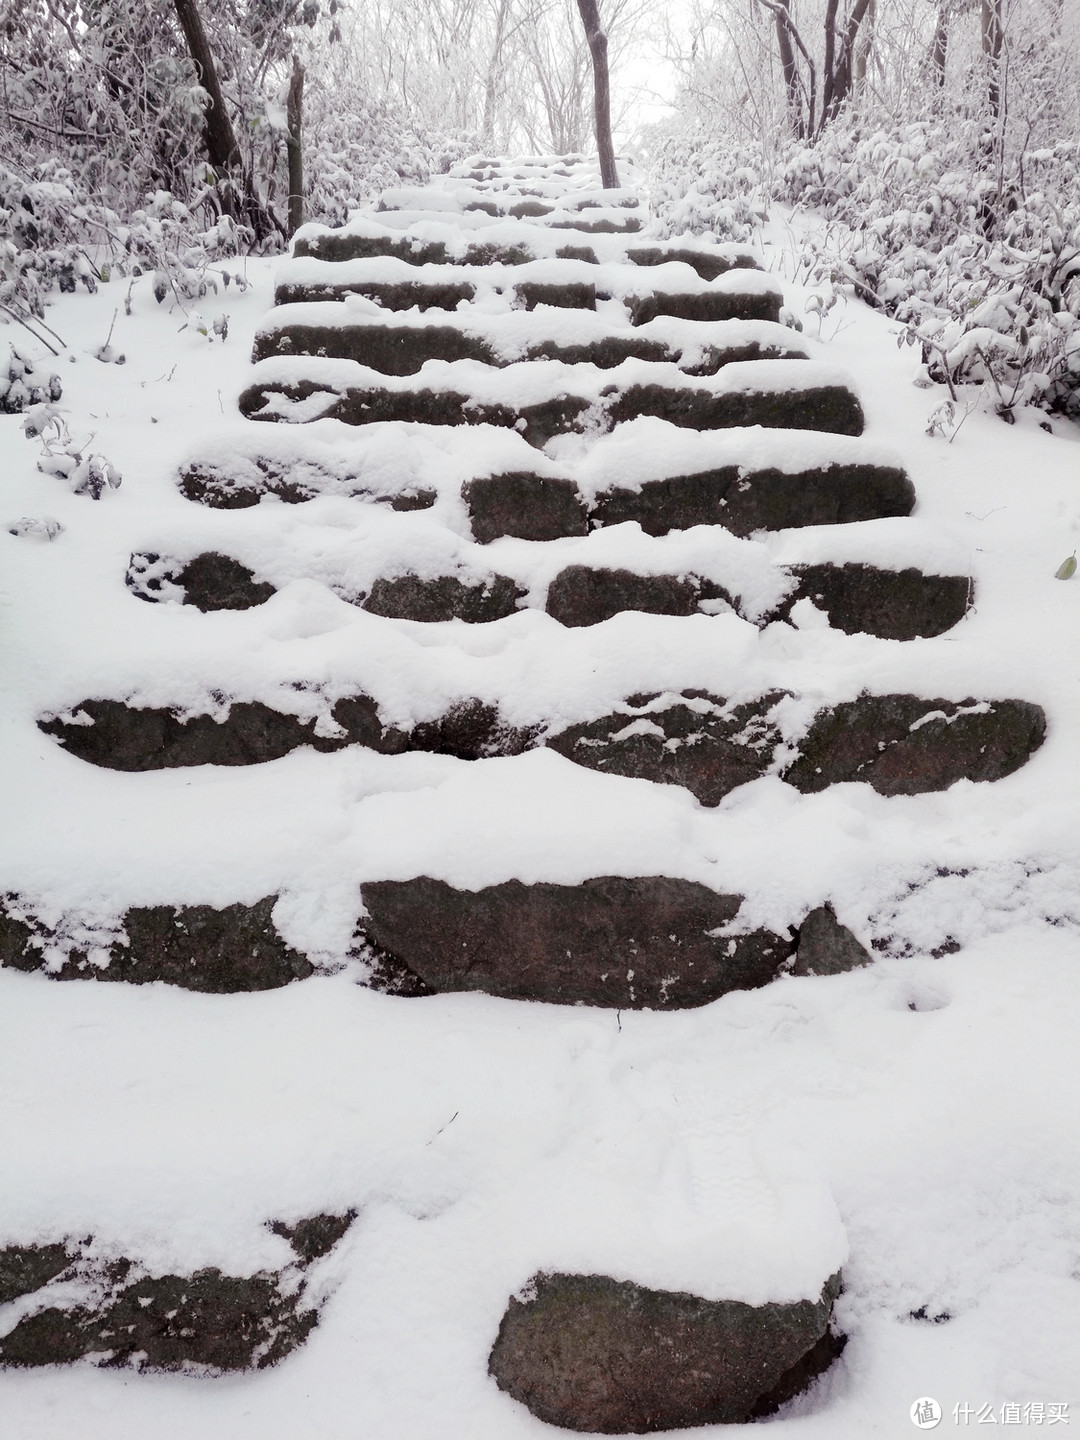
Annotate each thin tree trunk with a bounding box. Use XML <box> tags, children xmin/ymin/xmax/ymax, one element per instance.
<box><xmin>931</xmin><ymin>2</ymin><xmax>948</xmax><ymax>88</ymax></box>
<box><xmin>574</xmin><ymin>0</ymin><xmax>618</xmax><ymax>189</ymax></box>
<box><xmin>982</xmin><ymin>0</ymin><xmax>1003</xmax><ymax>118</ymax></box>
<box><xmin>756</xmin><ymin>0</ymin><xmax>817</xmax><ymax>136</ymax></box>
<box><xmin>820</xmin><ymin>0</ymin><xmax>840</xmax><ymax>122</ymax></box>
<box><xmin>853</xmin><ymin>0</ymin><xmax>875</xmax><ymax>91</ymax></box>
<box><xmin>822</xmin><ymin>0</ymin><xmax>874</xmax><ymax>126</ymax></box>
<box><xmin>286</xmin><ymin>57</ymin><xmax>304</xmax><ymax>237</ymax></box>
<box><xmin>773</xmin><ymin>2</ymin><xmax>804</xmax><ymax>138</ymax></box>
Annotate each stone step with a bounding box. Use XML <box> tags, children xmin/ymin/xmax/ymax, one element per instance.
<box><xmin>548</xmin><ymin>691</ymin><xmax>1045</xmax><ymax>801</ymax></box>
<box><xmin>362</xmin><ymin>203</ymin><xmax>646</xmax><ymax>235</ymax></box>
<box><xmin>359</xmin><ymin>875</ymin><xmax>792</xmax><ymax>1007</ymax></box>
<box><xmin>375</xmin><ymin>183</ymin><xmax>642</xmax><ymax>218</ymax></box>
<box><xmin>254</xmin><ymin>304</ymin><xmax>805</xmax><ymax>376</ymax></box>
<box><xmin>38</xmin><ymin>690</ymin><xmax>1045</xmax><ymax>804</ymax></box>
<box><xmin>273</xmin><ymin>253</ymin><xmax>770</xmax><ymax>312</ymax></box>
<box><xmin>488</xmin><ymin>1271</ymin><xmax>844</xmax><ymax>1430</ymax></box>
<box><xmin>782</xmin><ymin>694</ymin><xmax>1047</xmax><ymax>795</ymax></box>
<box><xmin>0</xmin><ymin>895</ymin><xmax>314</xmax><ymax>990</ymax></box>
<box><xmin>239</xmin><ymin>356</ymin><xmax>864</xmax><ymax>445</ymax></box>
<box><xmin>176</xmin><ymin>440</ymin><xmax>438</xmax><ymax>511</ymax></box>
<box><xmin>585</xmin><ymin>458</ymin><xmax>913</xmax><ymax>536</ymax></box>
<box><xmin>1</xmin><ymin>880</ymin><xmax>868</xmax><ymax>1001</ymax></box>
<box><xmin>291</xmin><ymin>216</ymin><xmax>755</xmax><ymax>275</ymax></box>
<box><xmin>546</xmin><ymin>690</ymin><xmax>785</xmax><ymax>806</ymax></box>
<box><xmin>126</xmin><ymin>547</ymin><xmax>971</xmax><ymax>641</ymax></box>
<box><xmin>0</xmin><ymin>1215</ymin><xmax>353</xmax><ymax>1371</ymax></box>
<box><xmin>471</xmin><ymin>458</ymin><xmax>914</xmax><ymax>537</ymax></box>
<box><xmin>173</xmin><ymin>425</ymin><xmax>907</xmax><ymax>531</ymax></box>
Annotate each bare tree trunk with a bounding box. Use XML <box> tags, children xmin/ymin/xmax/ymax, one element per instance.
<box><xmin>772</xmin><ymin>2</ymin><xmax>804</xmax><ymax>137</ymax></box>
<box><xmin>931</xmin><ymin>2</ymin><xmax>948</xmax><ymax>88</ymax></box>
<box><xmin>853</xmin><ymin>0</ymin><xmax>875</xmax><ymax>92</ymax></box>
<box><xmin>286</xmin><ymin>56</ymin><xmax>304</xmax><ymax>237</ymax></box>
<box><xmin>171</xmin><ymin>0</ymin><xmax>282</xmax><ymax>241</ymax></box>
<box><xmin>574</xmin><ymin>0</ymin><xmax>618</xmax><ymax>189</ymax></box>
<box><xmin>821</xmin><ymin>0</ymin><xmax>874</xmax><ymax>126</ymax></box>
<box><xmin>756</xmin><ymin>0</ymin><xmax>817</xmax><ymax>136</ymax></box>
<box><xmin>821</xmin><ymin>0</ymin><xmax>839</xmax><ymax>120</ymax></box>
<box><xmin>982</xmin><ymin>0</ymin><xmax>1003</xmax><ymax>118</ymax></box>
<box><xmin>481</xmin><ymin>0</ymin><xmax>510</xmax><ymax>148</ymax></box>
<box><xmin>171</xmin><ymin>0</ymin><xmax>241</xmax><ymax>177</ymax></box>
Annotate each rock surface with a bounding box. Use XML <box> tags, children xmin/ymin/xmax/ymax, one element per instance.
<box><xmin>784</xmin><ymin>694</ymin><xmax>1046</xmax><ymax>795</ymax></box>
<box><xmin>782</xmin><ymin>563</ymin><xmax>971</xmax><ymax>639</ymax></box>
<box><xmin>545</xmin><ymin>567</ymin><xmax>704</xmax><ymax>627</ymax></box>
<box><xmin>41</xmin><ymin>698</ymin><xmax>345</xmax><ymax>770</ymax></box>
<box><xmin>177</xmin><ymin>454</ymin><xmax>436</xmax><ymax>511</ymax></box>
<box><xmin>0</xmin><ymin>1244</ymin><xmax>76</xmax><ymax>1305</ymax></box>
<box><xmin>239</xmin><ymin>377</ymin><xmax>864</xmax><ymax>445</ymax></box>
<box><xmin>1</xmin><ymin>896</ymin><xmax>314</xmax><ymax>992</ymax></box>
<box><xmin>361</xmin><ymin>572</ymin><xmax>523</xmax><ymax>623</ymax></box>
<box><xmin>591</xmin><ymin>462</ymin><xmax>914</xmax><ymax>536</ymax></box>
<box><xmin>515</xmin><ymin>280</ymin><xmax>596</xmax><ymax>310</ymax></box>
<box><xmin>546</xmin><ymin>692</ymin><xmax>782</xmax><ymax>806</ymax></box>
<box><xmin>626</xmin><ymin>288</ymin><xmax>780</xmax><ymax>326</ymax></box>
<box><xmin>0</xmin><ymin>1269</ymin><xmax>317</xmax><ymax>1372</ymax></box>
<box><xmin>275</xmin><ymin>276</ymin><xmax>477</xmax><ymax>309</ymax></box>
<box><xmin>488</xmin><ymin>1270</ymin><xmax>844</xmax><ymax>1432</ymax></box>
<box><xmin>360</xmin><ymin>875</ymin><xmax>793</xmax><ymax>1008</ymax></box>
<box><xmin>0</xmin><ymin>1216</ymin><xmax>354</xmax><ymax>1373</ymax></box>
<box><xmin>123</xmin><ymin>551</ymin><xmax>279</xmax><ymax>612</ymax></box>
<box><xmin>269</xmin><ymin>1212</ymin><xmax>357</xmax><ymax>1265</ymax></box>
<box><xmin>626</xmin><ymin>246</ymin><xmax>757</xmax><ymax>280</ymax></box>
<box><xmin>173</xmin><ymin>553</ymin><xmax>277</xmax><ymax>611</ymax></box>
<box><xmin>464</xmin><ymin>472</ymin><xmax>589</xmax><ymax>543</ymax></box>
<box><xmin>793</xmin><ymin>905</ymin><xmax>873</xmax><ymax>976</ymax></box>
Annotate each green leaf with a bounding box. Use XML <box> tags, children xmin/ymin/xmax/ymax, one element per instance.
<box><xmin>1055</xmin><ymin>555</ymin><xmax>1077</xmax><ymax>579</ymax></box>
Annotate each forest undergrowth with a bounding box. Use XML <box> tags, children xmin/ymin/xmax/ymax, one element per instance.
<box><xmin>649</xmin><ymin>115</ymin><xmax>1080</xmax><ymax>426</ymax></box>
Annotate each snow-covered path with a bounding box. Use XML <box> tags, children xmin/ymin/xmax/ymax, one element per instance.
<box><xmin>1</xmin><ymin>158</ymin><xmax>1078</xmax><ymax>1435</ymax></box>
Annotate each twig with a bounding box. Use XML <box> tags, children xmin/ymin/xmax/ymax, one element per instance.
<box><xmin>0</xmin><ymin>303</ymin><xmax>64</xmax><ymax>355</ymax></box>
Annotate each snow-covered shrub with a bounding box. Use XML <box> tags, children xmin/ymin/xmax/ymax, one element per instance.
<box><xmin>0</xmin><ymin>342</ymin><xmax>62</xmax><ymax>414</ymax></box>
<box><xmin>649</xmin><ymin>118</ymin><xmax>1080</xmax><ymax>423</ymax></box>
<box><xmin>24</xmin><ymin>403</ymin><xmax>122</xmax><ymax>500</ymax></box>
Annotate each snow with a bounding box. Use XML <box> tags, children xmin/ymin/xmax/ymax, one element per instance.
<box><xmin>1</xmin><ymin>188</ymin><xmax>1080</xmax><ymax>1436</ymax></box>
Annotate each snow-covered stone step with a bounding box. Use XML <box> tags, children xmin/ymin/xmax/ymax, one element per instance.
<box><xmin>126</xmin><ymin>545</ymin><xmax>972</xmax><ymax>643</ymax></box>
<box><xmin>254</xmin><ymin>303</ymin><xmax>805</xmax><ymax>376</ymax></box>
<box><xmin>488</xmin><ymin>1269</ymin><xmax>843</xmax><ymax>1430</ymax></box>
<box><xmin>376</xmin><ymin>184</ymin><xmax>641</xmax><ymax>219</ymax></box>
<box><xmin>446</xmin><ymin>153</ymin><xmax>604</xmax><ymax>179</ymax></box>
<box><xmin>371</xmin><ymin>203</ymin><xmax>644</xmax><ymax>234</ymax></box>
<box><xmin>358</xmin><ymin>875</ymin><xmax>793</xmax><ymax>1005</ymax></box>
<box><xmin>1</xmin><ymin>877</ymin><xmax>871</xmax><ymax>1004</ymax></box>
<box><xmin>468</xmin><ymin>456</ymin><xmax>914</xmax><ymax>539</ymax></box>
<box><xmin>238</xmin><ymin>356</ymin><xmax>864</xmax><ymax>445</ymax></box>
<box><xmin>292</xmin><ymin>215</ymin><xmax>755</xmax><ymax>275</ymax></box>
<box><xmin>37</xmin><ymin>689</ymin><xmax>1045</xmax><ymax>806</ymax></box>
<box><xmin>174</xmin><ymin>422</ymin><xmax>912</xmax><ymax>536</ymax></box>
<box><xmin>0</xmin><ymin>1214</ymin><xmax>353</xmax><ymax>1369</ymax></box>
<box><xmin>274</xmin><ymin>253</ymin><xmax>764</xmax><ymax>311</ymax></box>
<box><xmin>453</xmin><ymin>186</ymin><xmax>640</xmax><ymax>212</ymax></box>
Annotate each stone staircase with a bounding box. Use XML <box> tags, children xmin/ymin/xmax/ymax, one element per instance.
<box><xmin>0</xmin><ymin>153</ymin><xmax>1048</xmax><ymax>1428</ymax></box>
